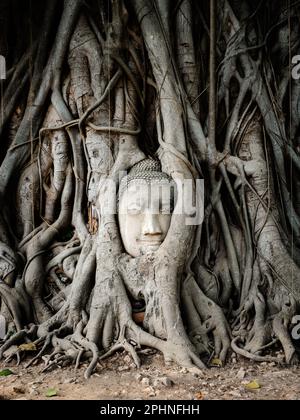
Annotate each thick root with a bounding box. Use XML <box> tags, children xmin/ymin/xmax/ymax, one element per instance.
<box><xmin>182</xmin><ymin>275</ymin><xmax>231</xmax><ymax>363</ymax></box>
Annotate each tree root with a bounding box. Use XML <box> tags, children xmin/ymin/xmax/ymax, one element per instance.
<box><xmin>0</xmin><ymin>325</ymin><xmax>37</xmax><ymax>359</ymax></box>
<box><xmin>182</xmin><ymin>275</ymin><xmax>231</xmax><ymax>363</ymax></box>
<box><xmin>231</xmin><ymin>337</ymin><xmax>284</xmax><ymax>364</ymax></box>
<box><xmin>99</xmin><ymin>325</ymin><xmax>141</xmax><ymax>369</ymax></box>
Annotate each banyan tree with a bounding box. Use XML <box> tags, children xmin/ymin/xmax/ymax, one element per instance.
<box><xmin>0</xmin><ymin>0</ymin><xmax>300</xmax><ymax>378</ymax></box>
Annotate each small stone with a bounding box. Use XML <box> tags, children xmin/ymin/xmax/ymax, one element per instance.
<box><xmin>237</xmin><ymin>368</ymin><xmax>245</xmax><ymax>380</ymax></box>
<box><xmin>129</xmin><ymin>363</ymin><xmax>136</xmax><ymax>369</ymax></box>
<box><xmin>135</xmin><ymin>373</ymin><xmax>143</xmax><ymax>381</ymax></box>
<box><xmin>160</xmin><ymin>376</ymin><xmax>174</xmax><ymax>387</ymax></box>
<box><xmin>144</xmin><ymin>387</ymin><xmax>156</xmax><ymax>397</ymax></box>
<box><xmin>63</xmin><ymin>377</ymin><xmax>76</xmax><ymax>384</ymax></box>
<box><xmin>154</xmin><ymin>378</ymin><xmax>164</xmax><ymax>388</ymax></box>
<box><xmin>268</xmin><ymin>362</ymin><xmax>276</xmax><ymax>367</ymax></box>
<box><xmin>118</xmin><ymin>366</ymin><xmax>129</xmax><ymax>372</ymax></box>
<box><xmin>179</xmin><ymin>368</ymin><xmax>188</xmax><ymax>374</ymax></box>
<box><xmin>29</xmin><ymin>388</ymin><xmax>40</xmax><ymax>396</ymax></box>
<box><xmin>124</xmin><ymin>355</ymin><xmax>132</xmax><ymax>364</ymax></box>
<box><xmin>232</xmin><ymin>358</ymin><xmax>237</xmax><ymax>364</ymax></box>
<box><xmin>228</xmin><ymin>390</ymin><xmax>241</xmax><ymax>397</ymax></box>
<box><xmin>141</xmin><ymin>377</ymin><xmax>150</xmax><ymax>386</ymax></box>
<box><xmin>283</xmin><ymin>392</ymin><xmax>298</xmax><ymax>399</ymax></box>
<box><xmin>28</xmin><ymin>380</ymin><xmax>43</xmax><ymax>386</ymax></box>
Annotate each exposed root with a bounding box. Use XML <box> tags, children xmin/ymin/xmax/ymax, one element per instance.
<box><xmin>182</xmin><ymin>275</ymin><xmax>231</xmax><ymax>363</ymax></box>
<box><xmin>41</xmin><ymin>354</ymin><xmax>74</xmax><ymax>372</ymax></box>
<box><xmin>231</xmin><ymin>337</ymin><xmax>284</xmax><ymax>364</ymax></box>
<box><xmin>25</xmin><ymin>332</ymin><xmax>56</xmax><ymax>368</ymax></box>
<box><xmin>0</xmin><ymin>326</ymin><xmax>36</xmax><ymax>359</ymax></box>
<box><xmin>99</xmin><ymin>325</ymin><xmax>141</xmax><ymax>369</ymax></box>
<box><xmin>3</xmin><ymin>347</ymin><xmax>21</xmax><ymax>366</ymax></box>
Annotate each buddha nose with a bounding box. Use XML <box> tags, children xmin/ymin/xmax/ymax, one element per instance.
<box><xmin>142</xmin><ymin>212</ymin><xmax>162</xmax><ymax>236</ymax></box>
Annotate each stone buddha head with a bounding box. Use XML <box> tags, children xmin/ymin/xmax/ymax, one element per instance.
<box><xmin>118</xmin><ymin>159</ymin><xmax>175</xmax><ymax>257</ymax></box>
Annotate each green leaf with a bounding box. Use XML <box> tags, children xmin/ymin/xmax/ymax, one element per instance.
<box><xmin>46</xmin><ymin>388</ymin><xmax>58</xmax><ymax>398</ymax></box>
<box><xmin>0</xmin><ymin>369</ymin><xmax>13</xmax><ymax>377</ymax></box>
<box><xmin>18</xmin><ymin>342</ymin><xmax>37</xmax><ymax>352</ymax></box>
<box><xmin>245</xmin><ymin>380</ymin><xmax>261</xmax><ymax>390</ymax></box>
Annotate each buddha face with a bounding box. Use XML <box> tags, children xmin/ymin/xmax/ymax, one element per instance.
<box><xmin>118</xmin><ymin>180</ymin><xmax>174</xmax><ymax>257</ymax></box>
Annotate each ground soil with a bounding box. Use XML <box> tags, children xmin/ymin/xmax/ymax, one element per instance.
<box><xmin>1</xmin><ymin>350</ymin><xmax>300</xmax><ymax>400</ymax></box>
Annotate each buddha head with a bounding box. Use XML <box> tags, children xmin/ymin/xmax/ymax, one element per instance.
<box><xmin>118</xmin><ymin>159</ymin><xmax>175</xmax><ymax>257</ymax></box>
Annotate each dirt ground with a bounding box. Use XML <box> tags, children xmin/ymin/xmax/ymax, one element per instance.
<box><xmin>1</xmin><ymin>349</ymin><xmax>300</xmax><ymax>400</ymax></box>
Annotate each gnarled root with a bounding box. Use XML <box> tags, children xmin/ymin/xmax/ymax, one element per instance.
<box><xmin>182</xmin><ymin>275</ymin><xmax>231</xmax><ymax>363</ymax></box>
<box><xmin>232</xmin><ymin>279</ymin><xmax>298</xmax><ymax>364</ymax></box>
